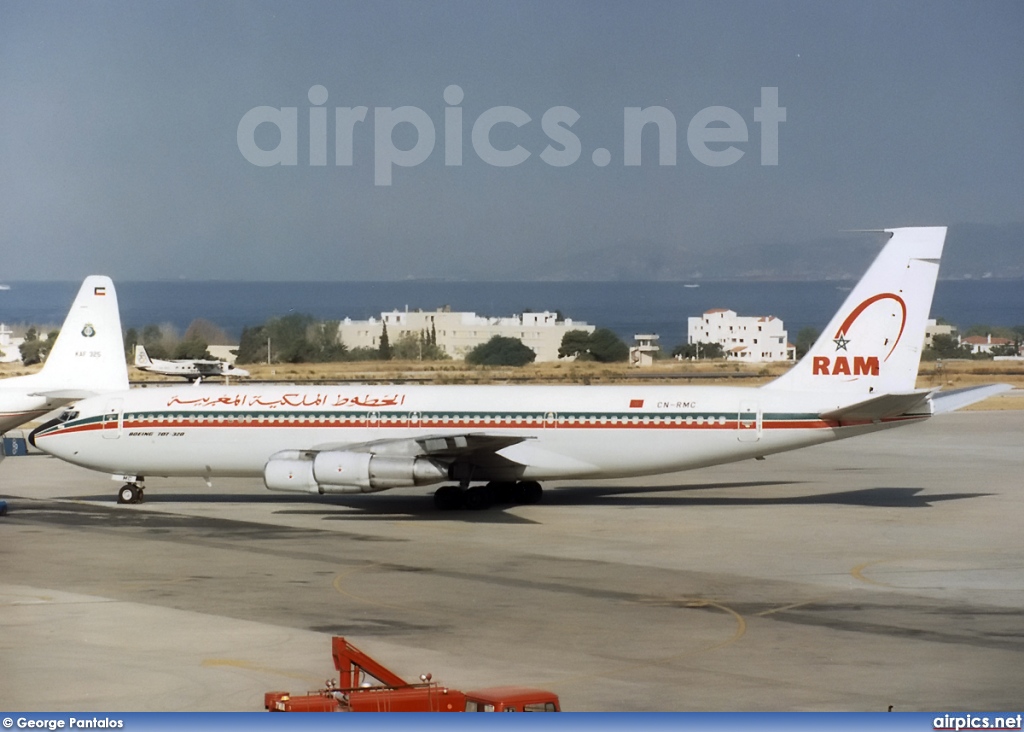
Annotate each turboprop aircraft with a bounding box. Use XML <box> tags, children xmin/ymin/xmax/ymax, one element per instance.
<box><xmin>0</xmin><ymin>276</ymin><xmax>128</xmax><ymax>435</ymax></box>
<box><xmin>30</xmin><ymin>227</ymin><xmax>1008</xmax><ymax>506</ymax></box>
<box><xmin>134</xmin><ymin>344</ymin><xmax>249</xmax><ymax>381</ymax></box>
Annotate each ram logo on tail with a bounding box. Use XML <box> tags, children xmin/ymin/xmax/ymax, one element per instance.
<box><xmin>812</xmin><ymin>355</ymin><xmax>880</xmax><ymax>376</ymax></box>
<box><xmin>812</xmin><ymin>292</ymin><xmax>907</xmax><ymax>377</ymax></box>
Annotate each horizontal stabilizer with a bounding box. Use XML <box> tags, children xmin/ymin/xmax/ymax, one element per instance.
<box><xmin>929</xmin><ymin>384</ymin><xmax>1012</xmax><ymax>414</ymax></box>
<box><xmin>29</xmin><ymin>389</ymin><xmax>102</xmax><ymax>400</ymax></box>
<box><xmin>820</xmin><ymin>390</ymin><xmax>932</xmax><ymax>422</ymax></box>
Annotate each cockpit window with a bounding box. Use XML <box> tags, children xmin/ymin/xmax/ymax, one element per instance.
<box><xmin>58</xmin><ymin>410</ymin><xmax>79</xmax><ymax>422</ymax></box>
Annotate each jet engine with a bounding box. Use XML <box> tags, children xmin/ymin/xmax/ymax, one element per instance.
<box><xmin>264</xmin><ymin>449</ymin><xmax>448</xmax><ymax>494</ymax></box>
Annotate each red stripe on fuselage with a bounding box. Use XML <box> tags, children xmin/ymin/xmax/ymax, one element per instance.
<box><xmin>38</xmin><ymin>415</ymin><xmax>928</xmax><ymax>438</ymax></box>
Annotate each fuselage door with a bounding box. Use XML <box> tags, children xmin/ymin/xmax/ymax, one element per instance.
<box><xmin>737</xmin><ymin>400</ymin><xmax>761</xmax><ymax>442</ymax></box>
<box><xmin>544</xmin><ymin>411</ymin><xmax>558</xmax><ymax>429</ymax></box>
<box><xmin>101</xmin><ymin>398</ymin><xmax>123</xmax><ymax>439</ymax></box>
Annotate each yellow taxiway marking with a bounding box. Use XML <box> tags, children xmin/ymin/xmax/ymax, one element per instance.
<box><xmin>332</xmin><ymin>566</ymin><xmax>747</xmax><ymax>687</ymax></box>
<box><xmin>201</xmin><ymin>658</ymin><xmax>323</xmax><ymax>684</ymax></box>
<box><xmin>549</xmin><ymin>598</ymin><xmax>747</xmax><ymax>688</ymax></box>
<box><xmin>0</xmin><ymin>594</ymin><xmax>56</xmax><ymax>605</ymax></box>
<box><xmin>850</xmin><ymin>556</ymin><xmax>940</xmax><ymax>588</ymax></box>
<box><xmin>332</xmin><ymin>564</ymin><xmax>446</xmax><ymax>619</ymax></box>
<box><xmin>755</xmin><ymin>595</ymin><xmax>836</xmax><ymax>617</ymax></box>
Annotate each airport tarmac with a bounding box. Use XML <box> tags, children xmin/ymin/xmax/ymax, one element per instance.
<box><xmin>1</xmin><ymin>410</ymin><xmax>1022</xmax><ymax>712</ymax></box>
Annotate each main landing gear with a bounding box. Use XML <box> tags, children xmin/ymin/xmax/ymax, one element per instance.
<box><xmin>433</xmin><ymin>481</ymin><xmax>543</xmax><ymax>511</ymax></box>
<box><xmin>117</xmin><ymin>482</ymin><xmax>145</xmax><ymax>504</ymax></box>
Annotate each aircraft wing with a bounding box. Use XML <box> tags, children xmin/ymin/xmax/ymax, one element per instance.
<box><xmin>310</xmin><ymin>433</ymin><xmax>531</xmax><ymax>460</ymax></box>
<box><xmin>193</xmin><ymin>362</ymin><xmax>224</xmax><ymax>375</ymax></box>
<box><xmin>265</xmin><ymin>433</ymin><xmax>538</xmax><ymax>495</ymax></box>
<box><xmin>820</xmin><ymin>390</ymin><xmax>933</xmax><ymax>422</ymax></box>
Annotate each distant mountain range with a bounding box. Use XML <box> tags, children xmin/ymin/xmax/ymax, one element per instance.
<box><xmin>514</xmin><ymin>222</ymin><xmax>1024</xmax><ymax>281</ymax></box>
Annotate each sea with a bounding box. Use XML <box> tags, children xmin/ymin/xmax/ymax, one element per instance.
<box><xmin>1</xmin><ymin>279</ymin><xmax>1021</xmax><ymax>346</ymax></box>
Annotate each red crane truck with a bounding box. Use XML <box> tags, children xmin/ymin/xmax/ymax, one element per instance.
<box><xmin>265</xmin><ymin>636</ymin><xmax>560</xmax><ymax>712</ymax></box>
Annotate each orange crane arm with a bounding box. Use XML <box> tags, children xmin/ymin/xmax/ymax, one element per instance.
<box><xmin>332</xmin><ymin>636</ymin><xmax>409</xmax><ymax>690</ymax></box>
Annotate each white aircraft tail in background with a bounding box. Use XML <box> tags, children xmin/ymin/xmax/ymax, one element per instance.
<box><xmin>1</xmin><ymin>276</ymin><xmax>128</xmax><ymax>433</ymax></box>
<box><xmin>30</xmin><ymin>228</ymin><xmax>1011</xmax><ymax>506</ymax></box>
<box><xmin>134</xmin><ymin>344</ymin><xmax>249</xmax><ymax>381</ymax></box>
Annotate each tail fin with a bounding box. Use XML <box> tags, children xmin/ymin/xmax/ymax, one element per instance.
<box><xmin>34</xmin><ymin>276</ymin><xmax>129</xmax><ymax>395</ymax></box>
<box><xmin>134</xmin><ymin>344</ymin><xmax>152</xmax><ymax>368</ymax></box>
<box><xmin>766</xmin><ymin>227</ymin><xmax>945</xmax><ymax>396</ymax></box>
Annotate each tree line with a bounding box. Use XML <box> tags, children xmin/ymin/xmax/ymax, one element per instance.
<box><xmin>234</xmin><ymin>315</ymin><xmax>450</xmax><ymax>364</ymax></box>
<box><xmin>923</xmin><ymin>323</ymin><xmax>1024</xmax><ymax>360</ymax></box>
<box><xmin>230</xmin><ymin>315</ymin><xmax>640</xmax><ymax>367</ymax></box>
<box><xmin>15</xmin><ymin>314</ymin><xmax>1023</xmax><ymax>368</ymax></box>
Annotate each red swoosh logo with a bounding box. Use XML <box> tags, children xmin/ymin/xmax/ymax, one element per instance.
<box><xmin>835</xmin><ymin>293</ymin><xmax>907</xmax><ymax>362</ymax></box>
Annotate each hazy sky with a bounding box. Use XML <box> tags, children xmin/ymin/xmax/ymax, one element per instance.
<box><xmin>1</xmin><ymin>1</ymin><xmax>1022</xmax><ymax>280</ymax></box>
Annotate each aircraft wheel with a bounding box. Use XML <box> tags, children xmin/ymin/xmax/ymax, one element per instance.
<box><xmin>515</xmin><ymin>481</ymin><xmax>543</xmax><ymax>505</ymax></box>
<box><xmin>433</xmin><ymin>485</ymin><xmax>465</xmax><ymax>511</ymax></box>
<box><xmin>117</xmin><ymin>484</ymin><xmax>140</xmax><ymax>504</ymax></box>
<box><xmin>487</xmin><ymin>481</ymin><xmax>517</xmax><ymax>504</ymax></box>
<box><xmin>464</xmin><ymin>485</ymin><xmax>494</xmax><ymax>510</ymax></box>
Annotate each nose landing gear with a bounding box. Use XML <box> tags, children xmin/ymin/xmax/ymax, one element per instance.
<box><xmin>115</xmin><ymin>478</ymin><xmax>146</xmax><ymax>504</ymax></box>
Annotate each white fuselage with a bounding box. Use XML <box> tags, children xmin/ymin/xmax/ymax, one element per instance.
<box><xmin>33</xmin><ymin>382</ymin><xmax>924</xmax><ymax>483</ymax></box>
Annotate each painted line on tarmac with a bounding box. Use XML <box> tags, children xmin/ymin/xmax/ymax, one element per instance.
<box><xmin>547</xmin><ymin>598</ymin><xmax>747</xmax><ymax>688</ymax></box>
<box><xmin>332</xmin><ymin>564</ymin><xmax>447</xmax><ymax>619</ymax></box>
<box><xmin>755</xmin><ymin>594</ymin><xmax>837</xmax><ymax>616</ymax></box>
<box><xmin>201</xmin><ymin>658</ymin><xmax>324</xmax><ymax>684</ymax></box>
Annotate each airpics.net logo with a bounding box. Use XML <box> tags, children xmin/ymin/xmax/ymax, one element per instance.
<box><xmin>237</xmin><ymin>86</ymin><xmax>785</xmax><ymax>186</ymax></box>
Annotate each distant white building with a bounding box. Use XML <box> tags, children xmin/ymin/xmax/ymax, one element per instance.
<box><xmin>687</xmin><ymin>309</ymin><xmax>795</xmax><ymax>362</ymax></box>
<box><xmin>207</xmin><ymin>345</ymin><xmax>241</xmax><ymax>365</ymax></box>
<box><xmin>923</xmin><ymin>319</ymin><xmax>957</xmax><ymax>348</ymax></box>
<box><xmin>0</xmin><ymin>323</ymin><xmax>23</xmax><ymax>363</ymax></box>
<box><xmin>962</xmin><ymin>334</ymin><xmax>1016</xmax><ymax>355</ymax></box>
<box><xmin>629</xmin><ymin>334</ymin><xmax>660</xmax><ymax>368</ymax></box>
<box><xmin>336</xmin><ymin>308</ymin><xmax>594</xmax><ymax>362</ymax></box>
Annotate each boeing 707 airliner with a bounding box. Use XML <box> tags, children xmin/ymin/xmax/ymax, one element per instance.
<box><xmin>30</xmin><ymin>228</ymin><xmax>1008</xmax><ymax>507</ymax></box>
